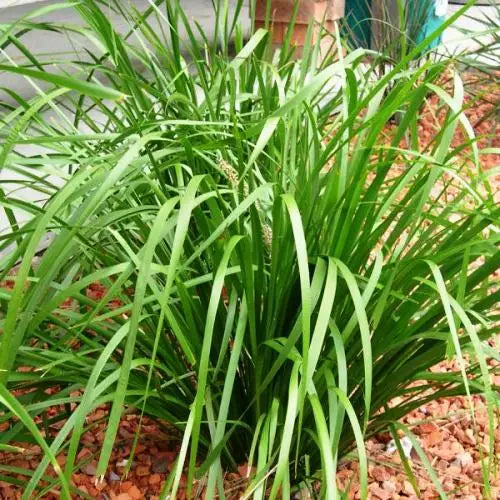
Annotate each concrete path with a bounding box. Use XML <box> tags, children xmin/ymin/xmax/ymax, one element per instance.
<box><xmin>0</xmin><ymin>0</ymin><xmax>251</xmax><ymax>101</ymax></box>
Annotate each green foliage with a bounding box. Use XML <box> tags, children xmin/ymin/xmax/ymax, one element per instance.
<box><xmin>0</xmin><ymin>1</ymin><xmax>498</xmax><ymax>498</ymax></box>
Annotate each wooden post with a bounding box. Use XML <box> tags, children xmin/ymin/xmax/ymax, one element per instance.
<box><xmin>255</xmin><ymin>0</ymin><xmax>345</xmax><ymax>55</ymax></box>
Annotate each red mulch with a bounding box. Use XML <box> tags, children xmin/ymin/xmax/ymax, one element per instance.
<box><xmin>0</xmin><ymin>74</ymin><xmax>498</xmax><ymax>499</ymax></box>
<box><xmin>336</xmin><ymin>364</ymin><xmax>500</xmax><ymax>499</ymax></box>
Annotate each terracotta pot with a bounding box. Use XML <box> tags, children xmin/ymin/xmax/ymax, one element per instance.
<box><xmin>255</xmin><ymin>0</ymin><xmax>345</xmax><ymax>50</ymax></box>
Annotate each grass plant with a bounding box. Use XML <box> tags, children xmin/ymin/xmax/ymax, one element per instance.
<box><xmin>0</xmin><ymin>0</ymin><xmax>498</xmax><ymax>498</ymax></box>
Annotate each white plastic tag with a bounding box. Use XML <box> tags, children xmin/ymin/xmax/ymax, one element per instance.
<box><xmin>435</xmin><ymin>0</ymin><xmax>448</xmax><ymax>18</ymax></box>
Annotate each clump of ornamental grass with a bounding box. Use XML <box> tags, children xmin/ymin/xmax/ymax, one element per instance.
<box><xmin>0</xmin><ymin>1</ymin><xmax>498</xmax><ymax>498</ymax></box>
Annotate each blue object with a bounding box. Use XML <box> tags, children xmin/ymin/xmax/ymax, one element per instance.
<box><xmin>416</xmin><ymin>2</ymin><xmax>447</xmax><ymax>49</ymax></box>
<box><xmin>344</xmin><ymin>0</ymin><xmax>446</xmax><ymax>51</ymax></box>
<box><xmin>343</xmin><ymin>0</ymin><xmax>372</xmax><ymax>49</ymax></box>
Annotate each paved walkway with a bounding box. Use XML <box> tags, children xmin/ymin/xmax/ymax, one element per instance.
<box><xmin>1</xmin><ymin>0</ymin><xmax>251</xmax><ymax>100</ymax></box>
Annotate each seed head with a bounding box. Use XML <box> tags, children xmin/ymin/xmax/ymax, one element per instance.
<box><xmin>220</xmin><ymin>160</ymin><xmax>239</xmax><ymax>187</ymax></box>
<box><xmin>262</xmin><ymin>224</ymin><xmax>273</xmax><ymax>248</ymax></box>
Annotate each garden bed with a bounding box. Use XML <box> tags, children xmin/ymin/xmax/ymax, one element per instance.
<box><xmin>0</xmin><ymin>74</ymin><xmax>498</xmax><ymax>500</ymax></box>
